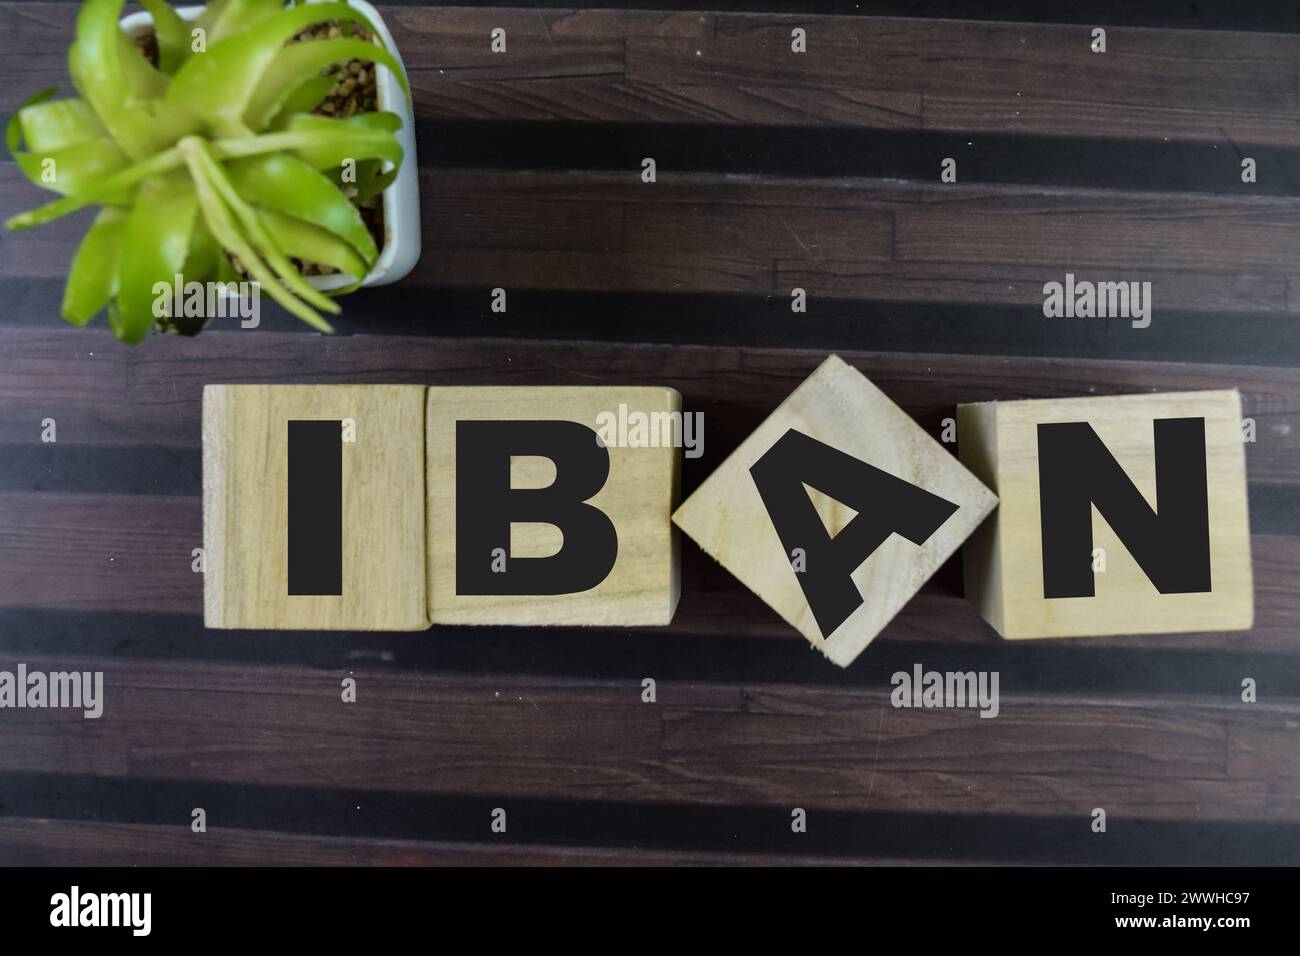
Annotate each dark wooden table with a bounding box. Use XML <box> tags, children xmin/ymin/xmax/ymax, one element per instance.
<box><xmin>1</xmin><ymin>1</ymin><xmax>1299</xmax><ymax>865</ymax></box>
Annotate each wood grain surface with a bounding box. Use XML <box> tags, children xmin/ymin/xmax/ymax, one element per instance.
<box><xmin>0</xmin><ymin>1</ymin><xmax>1299</xmax><ymax>865</ymax></box>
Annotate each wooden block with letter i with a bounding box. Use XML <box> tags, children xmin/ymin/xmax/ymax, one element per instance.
<box><xmin>957</xmin><ymin>389</ymin><xmax>1253</xmax><ymax>639</ymax></box>
<box><xmin>426</xmin><ymin>387</ymin><xmax>682</xmax><ymax>625</ymax></box>
<box><xmin>672</xmin><ymin>355</ymin><xmax>997</xmax><ymax>667</ymax></box>
<box><xmin>202</xmin><ymin>384</ymin><xmax>430</xmax><ymax>630</ymax></box>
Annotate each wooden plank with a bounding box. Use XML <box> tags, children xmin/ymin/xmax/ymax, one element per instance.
<box><xmin>417</xmin><ymin>173</ymin><xmax>1300</xmax><ymax>305</ymax></box>
<box><xmin>625</xmin><ymin>15</ymin><xmax>1300</xmax><ymax>145</ymax></box>
<box><xmin>6</xmin><ymin>167</ymin><xmax>1299</xmax><ymax>314</ymax></box>
<box><xmin>1228</xmin><ymin>709</ymin><xmax>1300</xmax><ymax>820</ymax></box>
<box><xmin>0</xmin><ymin>492</ymin><xmax>201</xmax><ymax>614</ymax></box>
<box><xmin>426</xmin><ymin>196</ymin><xmax>623</xmax><ymax>253</ymax></box>
<box><xmin>0</xmin><ymin>6</ymin><xmax>1295</xmax><ymax>143</ymax></box>
<box><xmin>0</xmin><ymin>655</ymin><xmax>1285</xmax><ymax>821</ymax></box>
<box><xmin>894</xmin><ymin>191</ymin><xmax>1300</xmax><ymax>275</ymax></box>
<box><xmin>329</xmin><ymin>171</ymin><xmax>1300</xmax><ymax>312</ymax></box>
<box><xmin>622</xmin><ymin>201</ymin><xmax>893</xmax><ymax>263</ymax></box>
<box><xmin>2</xmin><ymin>329</ymin><xmax>1297</xmax><ymax>487</ymax></box>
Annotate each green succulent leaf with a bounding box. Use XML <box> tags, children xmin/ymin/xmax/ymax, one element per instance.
<box><xmin>267</xmin><ymin>73</ymin><xmax>337</xmax><ymax>126</ymax></box>
<box><xmin>6</xmin><ymin>145</ymin><xmax>184</xmax><ymax>229</ymax></box>
<box><xmin>353</xmin><ymin>160</ymin><xmax>397</xmax><ymax>201</ymax></box>
<box><xmin>17</xmin><ymin>140</ymin><xmax>132</xmax><ymax>197</ymax></box>
<box><xmin>62</xmin><ymin>206</ymin><xmax>126</xmax><ymax>326</ymax></box>
<box><xmin>188</xmin><ymin>140</ymin><xmax>339</xmax><ymax>314</ymax></box>
<box><xmin>68</xmin><ymin>0</ymin><xmax>178</xmax><ymax>158</ymax></box>
<box><xmin>116</xmin><ymin>176</ymin><xmax>200</xmax><ymax>343</ymax></box>
<box><xmin>11</xmin><ymin>91</ymin><xmax>106</xmax><ymax>152</ymax></box>
<box><xmin>200</xmin><ymin>0</ymin><xmax>285</xmax><ymax>45</ymax></box>
<box><xmin>183</xmin><ymin>215</ymin><xmax>223</xmax><ymax>280</ymax></box>
<box><xmin>226</xmin><ymin>152</ymin><xmax>379</xmax><ymax>264</ymax></box>
<box><xmin>166</xmin><ymin>3</ymin><xmax>390</xmax><ymax>135</ymax></box>
<box><xmin>257</xmin><ymin>207</ymin><xmax>369</xmax><ymax>286</ymax></box>
<box><xmin>180</xmin><ymin>137</ymin><xmax>335</xmax><ymax>332</ymax></box>
<box><xmin>7</xmin><ymin>88</ymin><xmax>131</xmax><ymax>196</ymax></box>
<box><xmin>275</xmin><ymin>112</ymin><xmax>403</xmax><ymax>169</ymax></box>
<box><xmin>246</xmin><ymin>37</ymin><xmax>407</xmax><ymax>130</ymax></box>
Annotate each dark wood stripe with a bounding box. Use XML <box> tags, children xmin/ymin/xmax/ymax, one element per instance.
<box><xmin>409</xmin><ymin>122</ymin><xmax>1300</xmax><ymax>195</ymax></box>
<box><xmin>0</xmin><ymin>819</ymin><xmax>944</xmax><ymax>866</ymax></box>
<box><xmin>7</xmin><ymin>279</ymin><xmax>1300</xmax><ymax>367</ymax></box>
<box><xmin>0</xmin><ymin>770</ymin><xmax>1296</xmax><ymax>864</ymax></box>
<box><xmin>0</xmin><ymin>443</ymin><xmax>203</xmax><ymax>495</ymax></box>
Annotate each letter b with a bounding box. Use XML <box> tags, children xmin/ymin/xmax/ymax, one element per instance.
<box><xmin>455</xmin><ymin>420</ymin><xmax>618</xmax><ymax>595</ymax></box>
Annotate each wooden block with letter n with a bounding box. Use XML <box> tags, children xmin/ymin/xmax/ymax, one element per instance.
<box><xmin>957</xmin><ymin>389</ymin><xmax>1253</xmax><ymax>639</ymax></box>
<box><xmin>672</xmin><ymin>355</ymin><xmax>997</xmax><ymax>667</ymax></box>
<box><xmin>202</xmin><ymin>384</ymin><xmax>430</xmax><ymax>630</ymax></box>
<box><xmin>426</xmin><ymin>387</ymin><xmax>682</xmax><ymax>625</ymax></box>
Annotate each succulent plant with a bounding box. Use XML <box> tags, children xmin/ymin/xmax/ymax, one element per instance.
<box><xmin>5</xmin><ymin>0</ymin><xmax>409</xmax><ymax>341</ymax></box>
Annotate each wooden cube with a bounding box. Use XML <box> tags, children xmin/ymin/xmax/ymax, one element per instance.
<box><xmin>672</xmin><ymin>355</ymin><xmax>997</xmax><ymax>667</ymax></box>
<box><xmin>203</xmin><ymin>384</ymin><xmax>430</xmax><ymax>630</ymax></box>
<box><xmin>958</xmin><ymin>389</ymin><xmax>1252</xmax><ymax>639</ymax></box>
<box><xmin>426</xmin><ymin>387</ymin><xmax>681</xmax><ymax>625</ymax></box>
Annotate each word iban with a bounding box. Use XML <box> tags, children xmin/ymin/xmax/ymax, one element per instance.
<box><xmin>285</xmin><ymin>411</ymin><xmax>1214</xmax><ymax>639</ymax></box>
<box><xmin>891</xmin><ymin>663</ymin><xmax>1000</xmax><ymax>718</ymax></box>
<box><xmin>50</xmin><ymin>886</ymin><xmax>151</xmax><ymax>936</ymax></box>
<box><xmin>1043</xmin><ymin>272</ymin><xmax>1152</xmax><ymax>328</ymax></box>
<box><xmin>595</xmin><ymin>403</ymin><xmax>704</xmax><ymax>458</ymax></box>
<box><xmin>0</xmin><ymin>664</ymin><xmax>102</xmax><ymax>719</ymax></box>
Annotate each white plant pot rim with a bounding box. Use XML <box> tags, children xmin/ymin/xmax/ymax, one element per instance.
<box><xmin>118</xmin><ymin>0</ymin><xmax>421</xmax><ymax>290</ymax></box>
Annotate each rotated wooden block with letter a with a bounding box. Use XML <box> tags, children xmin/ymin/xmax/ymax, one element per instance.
<box><xmin>426</xmin><ymin>387</ymin><xmax>681</xmax><ymax>625</ymax></box>
<box><xmin>202</xmin><ymin>384</ymin><xmax>430</xmax><ymax>630</ymax></box>
<box><xmin>672</xmin><ymin>355</ymin><xmax>997</xmax><ymax>667</ymax></box>
<box><xmin>957</xmin><ymin>389</ymin><xmax>1252</xmax><ymax>639</ymax></box>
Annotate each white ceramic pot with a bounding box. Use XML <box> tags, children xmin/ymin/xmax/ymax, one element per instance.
<box><xmin>118</xmin><ymin>0</ymin><xmax>421</xmax><ymax>290</ymax></box>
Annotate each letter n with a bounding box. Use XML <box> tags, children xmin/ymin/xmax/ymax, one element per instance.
<box><xmin>1037</xmin><ymin>418</ymin><xmax>1210</xmax><ymax>597</ymax></box>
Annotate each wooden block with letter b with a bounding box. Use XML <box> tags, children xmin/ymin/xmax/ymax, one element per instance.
<box><xmin>672</xmin><ymin>355</ymin><xmax>997</xmax><ymax>667</ymax></box>
<box><xmin>426</xmin><ymin>387</ymin><xmax>682</xmax><ymax>625</ymax></box>
<box><xmin>202</xmin><ymin>384</ymin><xmax>430</xmax><ymax>630</ymax></box>
<box><xmin>957</xmin><ymin>389</ymin><xmax>1253</xmax><ymax>639</ymax></box>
